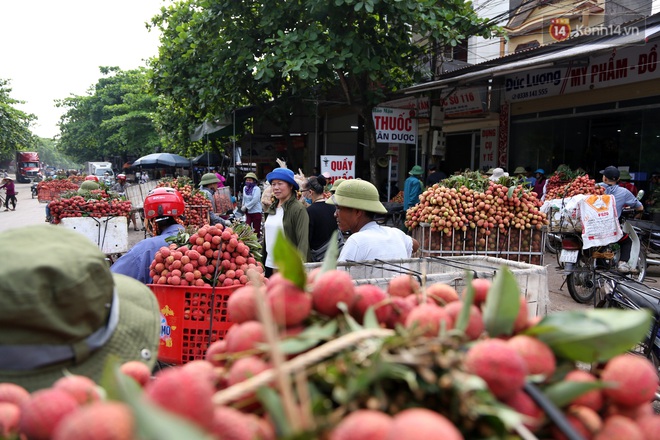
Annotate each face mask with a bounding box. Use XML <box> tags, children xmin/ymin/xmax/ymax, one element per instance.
<box><xmin>304</xmin><ymin>197</ymin><xmax>313</xmax><ymax>205</ymax></box>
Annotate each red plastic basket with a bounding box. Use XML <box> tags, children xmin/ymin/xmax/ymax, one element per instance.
<box><xmin>148</xmin><ymin>284</ymin><xmax>240</xmax><ymax>364</ymax></box>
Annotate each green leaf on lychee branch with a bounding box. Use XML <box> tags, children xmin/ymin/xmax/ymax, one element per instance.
<box><xmin>273</xmin><ymin>229</ymin><xmax>306</xmax><ymax>290</ymax></box>
<box><xmin>543</xmin><ymin>380</ymin><xmax>610</xmax><ymax>408</ymax></box>
<box><xmin>482</xmin><ymin>266</ymin><xmax>520</xmax><ymax>337</ymax></box>
<box><xmin>526</xmin><ymin>309</ymin><xmax>652</xmax><ymax>363</ymax></box>
<box><xmin>257</xmin><ymin>387</ymin><xmax>293</xmax><ymax>438</ymax></box>
<box><xmin>320</xmin><ymin>230</ymin><xmax>340</xmax><ymax>274</ymax></box>
<box><xmin>277</xmin><ymin>320</ymin><xmax>339</xmax><ymax>355</ymax></box>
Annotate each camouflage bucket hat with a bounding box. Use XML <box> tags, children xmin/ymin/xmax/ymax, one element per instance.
<box><xmin>326</xmin><ymin>179</ymin><xmax>387</xmax><ymax>214</ymax></box>
<box><xmin>0</xmin><ymin>225</ymin><xmax>161</xmax><ymax>392</ymax></box>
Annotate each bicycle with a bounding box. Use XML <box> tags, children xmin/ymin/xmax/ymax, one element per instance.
<box><xmin>594</xmin><ymin>272</ymin><xmax>660</xmax><ymax>401</ymax></box>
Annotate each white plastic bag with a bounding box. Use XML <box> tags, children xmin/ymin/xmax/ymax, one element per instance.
<box><xmin>579</xmin><ymin>195</ymin><xmax>623</xmax><ymax>250</ymax></box>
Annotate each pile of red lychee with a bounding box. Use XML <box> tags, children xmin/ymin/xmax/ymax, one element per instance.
<box><xmin>149</xmin><ymin>224</ymin><xmax>263</xmax><ymax>286</ymax></box>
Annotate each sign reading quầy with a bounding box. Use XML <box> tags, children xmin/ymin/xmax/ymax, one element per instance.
<box><xmin>320</xmin><ymin>155</ymin><xmax>356</xmax><ymax>184</ymax></box>
<box><xmin>504</xmin><ymin>42</ymin><xmax>660</xmax><ymax>102</ymax></box>
<box><xmin>372</xmin><ymin>107</ymin><xmax>418</xmax><ymax>144</ymax></box>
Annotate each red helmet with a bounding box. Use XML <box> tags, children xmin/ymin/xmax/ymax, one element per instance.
<box><xmin>117</xmin><ymin>174</ymin><xmax>126</xmax><ymax>181</ymax></box>
<box><xmin>144</xmin><ymin>187</ymin><xmax>185</xmax><ymax>220</ymax></box>
<box><xmin>85</xmin><ymin>175</ymin><xmax>99</xmax><ymax>182</ymax></box>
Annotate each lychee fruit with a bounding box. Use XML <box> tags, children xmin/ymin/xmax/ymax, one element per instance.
<box><xmin>181</xmin><ymin>359</ymin><xmax>220</xmax><ymax>386</ymax></box>
<box><xmin>506</xmin><ymin>335</ymin><xmax>556</xmax><ymax>379</ymax></box>
<box><xmin>267</xmin><ymin>283</ymin><xmax>312</xmax><ymax>327</ymax></box>
<box><xmin>205</xmin><ymin>339</ymin><xmax>228</xmax><ymax>367</ymax></box>
<box><xmin>227</xmin><ymin>285</ymin><xmax>261</xmax><ymax>323</ymax></box>
<box><xmin>386</xmin><ymin>408</ymin><xmax>463</xmax><ymax>440</ymax></box>
<box><xmin>385</xmin><ymin>296</ymin><xmax>415</xmax><ymax>329</ymax></box>
<box><xmin>351</xmin><ymin>284</ymin><xmax>392</xmax><ymax>324</ymax></box>
<box><xmin>502</xmin><ymin>389</ymin><xmax>544</xmax><ymax>431</ymax></box>
<box><xmin>312</xmin><ymin>270</ymin><xmax>356</xmax><ymax>317</ymax></box>
<box><xmin>119</xmin><ymin>361</ymin><xmax>152</xmax><ymax>387</ymax></box>
<box><xmin>564</xmin><ymin>370</ymin><xmax>604</xmax><ymax>412</ymax></box>
<box><xmin>552</xmin><ymin>405</ymin><xmax>602</xmax><ymax>440</ymax></box>
<box><xmin>387</xmin><ymin>274</ymin><xmax>420</xmax><ymax>297</ymax></box>
<box><xmin>601</xmin><ymin>354</ymin><xmax>659</xmax><ymax>407</ymax></box>
<box><xmin>145</xmin><ymin>367</ymin><xmax>215</xmax><ymax>431</ymax></box>
<box><xmin>637</xmin><ymin>415</ymin><xmax>660</xmax><ymax>440</ymax></box>
<box><xmin>0</xmin><ymin>383</ymin><xmax>30</xmax><ymax>406</ymax></box>
<box><xmin>227</xmin><ymin>356</ymin><xmax>270</xmax><ymax>405</ymax></box>
<box><xmin>330</xmin><ymin>409</ymin><xmax>393</xmax><ymax>440</ymax></box>
<box><xmin>405</xmin><ymin>303</ymin><xmax>453</xmax><ymax>337</ymax></box>
<box><xmin>605</xmin><ymin>401</ymin><xmax>654</xmax><ymax>421</ymax></box>
<box><xmin>594</xmin><ymin>415</ymin><xmax>644</xmax><ymax>440</ymax></box>
<box><xmin>0</xmin><ymin>402</ymin><xmax>20</xmax><ymax>438</ymax></box>
<box><xmin>211</xmin><ymin>405</ymin><xmax>263</xmax><ymax>440</ymax></box>
<box><xmin>19</xmin><ymin>388</ymin><xmax>79</xmax><ymax>440</ymax></box>
<box><xmin>52</xmin><ymin>401</ymin><xmax>135</xmax><ymax>440</ymax></box>
<box><xmin>463</xmin><ymin>278</ymin><xmax>491</xmax><ymax>307</ymax></box>
<box><xmin>426</xmin><ymin>283</ymin><xmax>459</xmax><ymax>305</ymax></box>
<box><xmin>464</xmin><ymin>338</ymin><xmax>527</xmax><ymax>400</ymax></box>
<box><xmin>444</xmin><ymin>301</ymin><xmax>484</xmax><ymax>340</ymax></box>
<box><xmin>225</xmin><ymin>320</ymin><xmax>267</xmax><ymax>353</ymax></box>
<box><xmin>53</xmin><ymin>375</ymin><xmax>102</xmax><ymax>405</ymax></box>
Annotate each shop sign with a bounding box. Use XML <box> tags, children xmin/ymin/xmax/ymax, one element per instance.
<box><xmin>441</xmin><ymin>87</ymin><xmax>488</xmax><ymax>117</ymax></box>
<box><xmin>480</xmin><ymin>127</ymin><xmax>498</xmax><ymax>169</ymax></box>
<box><xmin>377</xmin><ymin>96</ymin><xmax>430</xmax><ymax>118</ymax></box>
<box><xmin>372</xmin><ymin>107</ymin><xmax>418</xmax><ymax>144</ymax></box>
<box><xmin>320</xmin><ymin>155</ymin><xmax>356</xmax><ymax>183</ymax></box>
<box><xmin>504</xmin><ymin>42</ymin><xmax>660</xmax><ymax>102</ymax></box>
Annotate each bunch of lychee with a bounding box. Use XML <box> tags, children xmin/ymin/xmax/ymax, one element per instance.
<box><xmin>149</xmin><ymin>224</ymin><xmax>263</xmax><ymax>286</ymax></box>
<box><xmin>0</xmin><ymin>362</ymin><xmax>151</xmax><ymax>440</ymax></box>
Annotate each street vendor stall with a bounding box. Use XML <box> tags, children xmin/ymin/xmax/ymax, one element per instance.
<box><xmin>405</xmin><ymin>171</ymin><xmax>549</xmax><ymax>265</ymax></box>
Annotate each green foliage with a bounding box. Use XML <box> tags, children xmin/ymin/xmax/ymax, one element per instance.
<box><xmin>482</xmin><ymin>267</ymin><xmax>521</xmax><ymax>337</ymax></box>
<box><xmin>0</xmin><ymin>78</ymin><xmax>37</xmax><ymax>160</ymax></box>
<box><xmin>527</xmin><ymin>309</ymin><xmax>653</xmax><ymax>363</ymax></box>
<box><xmin>56</xmin><ymin>67</ymin><xmax>161</xmax><ymax>163</ymax></box>
<box><xmin>148</xmin><ymin>0</ymin><xmax>500</xmax><ymax>165</ymax></box>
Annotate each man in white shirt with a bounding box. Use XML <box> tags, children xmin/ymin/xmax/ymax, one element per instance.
<box><xmin>326</xmin><ymin>179</ymin><xmax>419</xmax><ymax>262</ymax></box>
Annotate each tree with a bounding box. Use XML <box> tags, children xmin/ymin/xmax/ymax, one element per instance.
<box><xmin>0</xmin><ymin>79</ymin><xmax>37</xmax><ymax>161</ymax></box>
<box><xmin>149</xmin><ymin>0</ymin><xmax>499</xmax><ymax>181</ymax></box>
<box><xmin>57</xmin><ymin>67</ymin><xmax>161</xmax><ymax>163</ymax></box>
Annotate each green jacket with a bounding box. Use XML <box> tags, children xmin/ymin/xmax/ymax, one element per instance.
<box><xmin>265</xmin><ymin>195</ymin><xmax>310</xmax><ymax>262</ymax></box>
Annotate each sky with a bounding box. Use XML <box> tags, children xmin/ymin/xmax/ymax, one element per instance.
<box><xmin>0</xmin><ymin>0</ymin><xmax>171</xmax><ymax>138</ymax></box>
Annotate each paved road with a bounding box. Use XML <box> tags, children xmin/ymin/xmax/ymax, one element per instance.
<box><xmin>5</xmin><ymin>180</ymin><xmax>656</xmax><ymax>314</ymax></box>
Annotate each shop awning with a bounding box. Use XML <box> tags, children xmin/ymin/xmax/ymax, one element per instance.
<box><xmin>404</xmin><ymin>20</ymin><xmax>660</xmax><ymax>94</ymax></box>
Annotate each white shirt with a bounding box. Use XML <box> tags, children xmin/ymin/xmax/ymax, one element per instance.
<box><xmin>264</xmin><ymin>205</ymin><xmax>284</xmax><ymax>269</ymax></box>
<box><xmin>338</xmin><ymin>221</ymin><xmax>412</xmax><ymax>262</ymax></box>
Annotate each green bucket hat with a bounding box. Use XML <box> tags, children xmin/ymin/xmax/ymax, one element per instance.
<box><xmin>409</xmin><ymin>165</ymin><xmax>423</xmax><ymax>176</ymax></box>
<box><xmin>619</xmin><ymin>169</ymin><xmax>632</xmax><ymax>180</ymax></box>
<box><xmin>79</xmin><ymin>180</ymin><xmax>100</xmax><ymax>192</ymax></box>
<box><xmin>513</xmin><ymin>166</ymin><xmax>527</xmax><ymax>175</ymax></box>
<box><xmin>200</xmin><ymin>172</ymin><xmax>221</xmax><ymax>186</ymax></box>
<box><xmin>0</xmin><ymin>225</ymin><xmax>161</xmax><ymax>392</ymax></box>
<box><xmin>326</xmin><ymin>179</ymin><xmax>387</xmax><ymax>214</ymax></box>
<box><xmin>244</xmin><ymin>172</ymin><xmax>258</xmax><ymax>181</ymax></box>
<box><xmin>329</xmin><ymin>178</ymin><xmax>346</xmax><ymax>193</ymax></box>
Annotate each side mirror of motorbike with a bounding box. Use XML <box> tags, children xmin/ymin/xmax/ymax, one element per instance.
<box><xmin>637</xmin><ymin>189</ymin><xmax>644</xmax><ymax>201</ymax></box>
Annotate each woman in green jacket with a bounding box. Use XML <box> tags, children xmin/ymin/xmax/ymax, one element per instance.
<box><xmin>263</xmin><ymin>168</ymin><xmax>309</xmax><ymax>276</ymax></box>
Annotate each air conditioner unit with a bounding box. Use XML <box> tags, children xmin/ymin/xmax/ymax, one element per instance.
<box><xmin>431</xmin><ymin>130</ymin><xmax>446</xmax><ymax>157</ymax></box>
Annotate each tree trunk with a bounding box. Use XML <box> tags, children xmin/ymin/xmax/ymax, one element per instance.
<box><xmin>362</xmin><ymin>106</ymin><xmax>378</xmax><ymax>186</ymax></box>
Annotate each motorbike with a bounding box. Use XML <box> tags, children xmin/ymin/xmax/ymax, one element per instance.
<box><xmin>626</xmin><ymin>218</ymin><xmax>660</xmax><ymax>270</ymax></box>
<box><xmin>594</xmin><ymin>272</ymin><xmax>660</xmax><ymax>401</ymax></box>
<box><xmin>31</xmin><ymin>182</ymin><xmax>38</xmax><ymax>199</ymax></box>
<box><xmin>558</xmin><ymin>220</ymin><xmax>647</xmax><ymax>304</ymax></box>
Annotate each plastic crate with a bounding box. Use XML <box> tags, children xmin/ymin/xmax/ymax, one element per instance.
<box><xmin>305</xmin><ymin>256</ymin><xmax>550</xmax><ymax>317</ymax></box>
<box><xmin>149</xmin><ymin>284</ymin><xmax>239</xmax><ymax>364</ymax></box>
<box><xmin>412</xmin><ymin>224</ymin><xmax>546</xmax><ymax>266</ymax></box>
